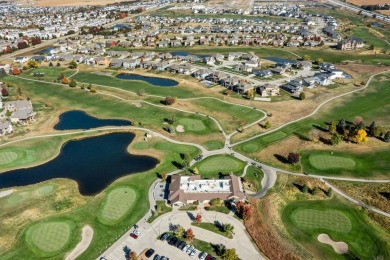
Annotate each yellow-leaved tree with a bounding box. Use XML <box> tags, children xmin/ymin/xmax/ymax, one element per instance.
<box><xmin>193</xmin><ymin>167</ymin><xmax>199</xmax><ymax>175</ymax></box>
<box><xmin>355</xmin><ymin>129</ymin><xmax>368</xmax><ymax>143</ymax></box>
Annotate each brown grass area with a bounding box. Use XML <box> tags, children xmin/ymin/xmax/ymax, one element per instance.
<box><xmin>347</xmin><ymin>0</ymin><xmax>390</xmax><ymax>6</ymax></box>
<box><xmin>337</xmin><ymin>64</ymin><xmax>390</xmax><ymax>80</ymax></box>
<box><xmin>378</xmin><ymin>10</ymin><xmax>390</xmax><ymax>15</ymax></box>
<box><xmin>0</xmin><ymin>180</ymin><xmax>89</xmax><ymax>252</ymax></box>
<box><xmin>327</xmin><ymin>181</ymin><xmax>390</xmax><ymax>215</ymax></box>
<box><xmin>15</xmin><ymin>0</ymin><xmax>133</xmax><ymax>7</ymax></box>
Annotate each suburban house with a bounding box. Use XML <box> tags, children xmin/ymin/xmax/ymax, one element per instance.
<box><xmin>168</xmin><ymin>174</ymin><xmax>245</xmax><ymax>206</ymax></box>
<box><xmin>0</xmin><ymin>121</ymin><xmax>13</xmax><ymax>136</ymax></box>
<box><xmin>280</xmin><ymin>80</ymin><xmax>302</xmax><ymax>93</ymax></box>
<box><xmin>4</xmin><ymin>100</ymin><xmax>35</xmax><ymax>124</ymax></box>
<box><xmin>257</xmin><ymin>84</ymin><xmax>280</xmax><ymax>97</ymax></box>
<box><xmin>253</xmin><ymin>69</ymin><xmax>272</xmax><ymax>78</ymax></box>
<box><xmin>95</xmin><ymin>58</ymin><xmax>112</xmax><ymax>66</ymax></box>
<box><xmin>14</xmin><ymin>56</ymin><xmax>28</xmax><ymax>63</ymax></box>
<box><xmin>337</xmin><ymin>38</ymin><xmax>365</xmax><ymax>50</ymax></box>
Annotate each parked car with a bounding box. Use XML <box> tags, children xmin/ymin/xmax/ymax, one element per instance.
<box><xmin>169</xmin><ymin>237</ymin><xmax>177</xmax><ymax>245</ymax></box>
<box><xmin>190</xmin><ymin>249</ymin><xmax>197</xmax><ymax>257</ymax></box>
<box><xmin>161</xmin><ymin>257</ymin><xmax>168</xmax><ymax>260</ymax></box>
<box><xmin>182</xmin><ymin>244</ymin><xmax>190</xmax><ymax>252</ymax></box>
<box><xmin>187</xmin><ymin>246</ymin><xmax>195</xmax><ymax>254</ymax></box>
<box><xmin>145</xmin><ymin>248</ymin><xmax>155</xmax><ymax>258</ymax></box>
<box><xmin>153</xmin><ymin>254</ymin><xmax>161</xmax><ymax>260</ymax></box>
<box><xmin>130</xmin><ymin>233</ymin><xmax>138</xmax><ymax>239</ymax></box>
<box><xmin>199</xmin><ymin>252</ymin><xmax>207</xmax><ymax>260</ymax></box>
<box><xmin>179</xmin><ymin>241</ymin><xmax>187</xmax><ymax>250</ymax></box>
<box><xmin>175</xmin><ymin>239</ymin><xmax>182</xmax><ymax>247</ymax></box>
<box><xmin>161</xmin><ymin>233</ymin><xmax>170</xmax><ymax>241</ymax></box>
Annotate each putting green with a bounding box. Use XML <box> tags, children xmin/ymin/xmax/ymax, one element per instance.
<box><xmin>177</xmin><ymin>118</ymin><xmax>207</xmax><ymax>132</ymax></box>
<box><xmin>98</xmin><ymin>187</ymin><xmax>137</xmax><ymax>225</ymax></box>
<box><xmin>0</xmin><ymin>151</ymin><xmax>18</xmax><ymax>165</ymax></box>
<box><xmin>242</xmin><ymin>143</ymin><xmax>259</xmax><ymax>153</ymax></box>
<box><xmin>26</xmin><ymin>220</ymin><xmax>74</xmax><ymax>256</ymax></box>
<box><xmin>203</xmin><ymin>140</ymin><xmax>224</xmax><ymax>150</ymax></box>
<box><xmin>309</xmin><ymin>154</ymin><xmax>356</xmax><ymax>170</ymax></box>
<box><xmin>291</xmin><ymin>208</ymin><xmax>352</xmax><ymax>233</ymax></box>
<box><xmin>197</xmin><ymin>155</ymin><xmax>244</xmax><ymax>176</ymax></box>
<box><xmin>7</xmin><ymin>192</ymin><xmax>29</xmax><ymax>205</ymax></box>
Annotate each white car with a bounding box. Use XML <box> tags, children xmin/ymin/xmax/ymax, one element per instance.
<box><xmin>190</xmin><ymin>249</ymin><xmax>197</xmax><ymax>257</ymax></box>
<box><xmin>187</xmin><ymin>246</ymin><xmax>194</xmax><ymax>254</ymax></box>
<box><xmin>133</xmin><ymin>230</ymin><xmax>141</xmax><ymax>236</ymax></box>
<box><xmin>199</xmin><ymin>252</ymin><xmax>207</xmax><ymax>260</ymax></box>
<box><xmin>182</xmin><ymin>245</ymin><xmax>190</xmax><ymax>252</ymax></box>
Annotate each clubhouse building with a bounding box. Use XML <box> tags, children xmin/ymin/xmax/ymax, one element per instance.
<box><xmin>168</xmin><ymin>174</ymin><xmax>245</xmax><ymax>206</ymax></box>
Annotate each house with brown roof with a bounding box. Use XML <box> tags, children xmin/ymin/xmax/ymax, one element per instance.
<box><xmin>168</xmin><ymin>174</ymin><xmax>245</xmax><ymax>206</ymax></box>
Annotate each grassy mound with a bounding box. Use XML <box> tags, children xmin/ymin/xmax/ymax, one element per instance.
<box><xmin>98</xmin><ymin>187</ymin><xmax>137</xmax><ymax>225</ymax></box>
<box><xmin>25</xmin><ymin>220</ymin><xmax>75</xmax><ymax>257</ymax></box>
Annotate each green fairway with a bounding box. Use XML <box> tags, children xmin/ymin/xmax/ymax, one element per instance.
<box><xmin>98</xmin><ymin>187</ymin><xmax>137</xmax><ymax>225</ymax></box>
<box><xmin>291</xmin><ymin>209</ymin><xmax>352</xmax><ymax>233</ymax></box>
<box><xmin>25</xmin><ymin>220</ymin><xmax>75</xmax><ymax>257</ymax></box>
<box><xmin>0</xmin><ymin>151</ymin><xmax>18</xmax><ymax>165</ymax></box>
<box><xmin>195</xmin><ymin>155</ymin><xmax>245</xmax><ymax>177</ymax></box>
<box><xmin>309</xmin><ymin>154</ymin><xmax>356</xmax><ymax>170</ymax></box>
<box><xmin>202</xmin><ymin>140</ymin><xmax>224</xmax><ymax>150</ymax></box>
<box><xmin>301</xmin><ymin>150</ymin><xmax>390</xmax><ymax>177</ymax></box>
<box><xmin>282</xmin><ymin>199</ymin><xmax>389</xmax><ymax>259</ymax></box>
<box><xmin>177</xmin><ymin>118</ymin><xmax>207</xmax><ymax>132</ymax></box>
<box><xmin>244</xmin><ymin>166</ymin><xmax>263</xmax><ymax>192</ymax></box>
<box><xmin>351</xmin><ymin>27</ymin><xmax>390</xmax><ymax>51</ymax></box>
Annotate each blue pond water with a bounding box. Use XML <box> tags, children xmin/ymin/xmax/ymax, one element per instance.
<box><xmin>35</xmin><ymin>47</ymin><xmax>54</xmax><ymax>55</ymax></box>
<box><xmin>0</xmin><ymin>133</ymin><xmax>159</xmax><ymax>195</ymax></box>
<box><xmin>264</xmin><ymin>57</ymin><xmax>296</xmax><ymax>64</ymax></box>
<box><xmin>116</xmin><ymin>73</ymin><xmax>178</xmax><ymax>87</ymax></box>
<box><xmin>54</xmin><ymin>110</ymin><xmax>131</xmax><ymax>130</ymax></box>
<box><xmin>169</xmin><ymin>52</ymin><xmax>210</xmax><ymax>58</ymax></box>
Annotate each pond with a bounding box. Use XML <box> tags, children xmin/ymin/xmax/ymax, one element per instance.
<box><xmin>116</xmin><ymin>73</ymin><xmax>178</xmax><ymax>87</ymax></box>
<box><xmin>54</xmin><ymin>110</ymin><xmax>131</xmax><ymax>130</ymax></box>
<box><xmin>169</xmin><ymin>52</ymin><xmax>210</xmax><ymax>58</ymax></box>
<box><xmin>35</xmin><ymin>47</ymin><xmax>54</xmax><ymax>55</ymax></box>
<box><xmin>0</xmin><ymin>133</ymin><xmax>159</xmax><ymax>195</ymax></box>
<box><xmin>264</xmin><ymin>57</ymin><xmax>296</xmax><ymax>64</ymax></box>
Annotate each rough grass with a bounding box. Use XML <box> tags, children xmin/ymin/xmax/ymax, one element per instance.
<box><xmin>177</xmin><ymin>118</ymin><xmax>207</xmax><ymax>132</ymax></box>
<box><xmin>97</xmin><ymin>187</ymin><xmax>137</xmax><ymax>225</ymax></box>
<box><xmin>195</xmin><ymin>155</ymin><xmax>245</xmax><ymax>177</ymax></box>
<box><xmin>25</xmin><ymin>220</ymin><xmax>75</xmax><ymax>256</ymax></box>
<box><xmin>308</xmin><ymin>154</ymin><xmax>356</xmax><ymax>170</ymax></box>
<box><xmin>192</xmin><ymin>222</ymin><xmax>232</xmax><ymax>239</ymax></box>
<box><xmin>291</xmin><ymin>209</ymin><xmax>352</xmax><ymax>233</ymax></box>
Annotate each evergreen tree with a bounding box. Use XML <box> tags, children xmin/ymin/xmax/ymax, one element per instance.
<box><xmin>384</xmin><ymin>131</ymin><xmax>390</xmax><ymax>143</ymax></box>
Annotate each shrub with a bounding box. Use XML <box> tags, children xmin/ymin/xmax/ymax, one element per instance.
<box><xmin>287</xmin><ymin>152</ymin><xmax>300</xmax><ymax>164</ymax></box>
<box><xmin>164</xmin><ymin>96</ymin><xmax>176</xmax><ymax>105</ymax></box>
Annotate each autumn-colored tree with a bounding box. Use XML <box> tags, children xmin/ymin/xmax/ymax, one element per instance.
<box><xmin>31</xmin><ymin>37</ymin><xmax>41</xmax><ymax>46</ymax></box>
<box><xmin>164</xmin><ymin>96</ymin><xmax>176</xmax><ymax>105</ymax></box>
<box><xmin>242</xmin><ymin>205</ymin><xmax>252</xmax><ymax>220</ymax></box>
<box><xmin>195</xmin><ymin>214</ymin><xmax>202</xmax><ymax>224</ymax></box>
<box><xmin>27</xmin><ymin>60</ymin><xmax>39</xmax><ymax>68</ymax></box>
<box><xmin>222</xmin><ymin>248</ymin><xmax>239</xmax><ymax>260</ymax></box>
<box><xmin>161</xmin><ymin>172</ymin><xmax>167</xmax><ymax>181</ymax></box>
<box><xmin>246</xmin><ymin>89</ymin><xmax>255</xmax><ymax>100</ymax></box>
<box><xmin>1</xmin><ymin>87</ymin><xmax>9</xmax><ymax>96</ymax></box>
<box><xmin>193</xmin><ymin>167</ymin><xmax>199</xmax><ymax>175</ymax></box>
<box><xmin>90</xmin><ymin>86</ymin><xmax>97</xmax><ymax>93</ymax></box>
<box><xmin>185</xmin><ymin>228</ymin><xmax>195</xmax><ymax>241</ymax></box>
<box><xmin>17</xmin><ymin>41</ymin><xmax>28</xmax><ymax>49</ymax></box>
<box><xmin>354</xmin><ymin>129</ymin><xmax>368</xmax><ymax>143</ymax></box>
<box><xmin>62</xmin><ymin>77</ymin><xmax>69</xmax><ymax>84</ymax></box>
<box><xmin>287</xmin><ymin>152</ymin><xmax>300</xmax><ymax>164</ymax></box>
<box><xmin>129</xmin><ymin>251</ymin><xmax>137</xmax><ymax>260</ymax></box>
<box><xmin>174</xmin><ymin>225</ymin><xmax>184</xmax><ymax>238</ymax></box>
<box><xmin>328</xmin><ymin>121</ymin><xmax>337</xmax><ymax>133</ymax></box>
<box><xmin>12</xmin><ymin>68</ymin><xmax>20</xmax><ymax>75</ymax></box>
<box><xmin>264</xmin><ymin>121</ymin><xmax>271</xmax><ymax>129</ymax></box>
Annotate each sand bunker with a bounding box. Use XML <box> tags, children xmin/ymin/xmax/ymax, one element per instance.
<box><xmin>317</xmin><ymin>234</ymin><xmax>348</xmax><ymax>254</ymax></box>
<box><xmin>176</xmin><ymin>125</ymin><xmax>185</xmax><ymax>132</ymax></box>
<box><xmin>0</xmin><ymin>189</ymin><xmax>14</xmax><ymax>199</ymax></box>
<box><xmin>65</xmin><ymin>225</ymin><xmax>94</xmax><ymax>260</ymax></box>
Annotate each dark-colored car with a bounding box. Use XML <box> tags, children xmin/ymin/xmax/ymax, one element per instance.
<box><xmin>179</xmin><ymin>241</ymin><xmax>187</xmax><ymax>250</ymax></box>
<box><xmin>160</xmin><ymin>233</ymin><xmax>169</xmax><ymax>241</ymax></box>
<box><xmin>145</xmin><ymin>248</ymin><xmax>155</xmax><ymax>258</ymax></box>
<box><xmin>168</xmin><ymin>237</ymin><xmax>177</xmax><ymax>245</ymax></box>
<box><xmin>153</xmin><ymin>254</ymin><xmax>161</xmax><ymax>260</ymax></box>
<box><xmin>175</xmin><ymin>239</ymin><xmax>182</xmax><ymax>247</ymax></box>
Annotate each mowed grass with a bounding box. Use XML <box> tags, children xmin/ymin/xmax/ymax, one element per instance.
<box><xmin>282</xmin><ymin>199</ymin><xmax>390</xmax><ymax>259</ymax></box>
<box><xmin>291</xmin><ymin>209</ymin><xmax>352</xmax><ymax>233</ymax></box>
<box><xmin>202</xmin><ymin>140</ymin><xmax>224</xmax><ymax>150</ymax></box>
<box><xmin>351</xmin><ymin>27</ymin><xmax>390</xmax><ymax>50</ymax></box>
<box><xmin>0</xmin><ymin>151</ymin><xmax>18</xmax><ymax>165</ymax></box>
<box><xmin>177</xmin><ymin>118</ymin><xmax>207</xmax><ymax>132</ymax></box>
<box><xmin>194</xmin><ymin>155</ymin><xmax>245</xmax><ymax>178</ymax></box>
<box><xmin>309</xmin><ymin>154</ymin><xmax>356</xmax><ymax>170</ymax></box>
<box><xmin>301</xmin><ymin>149</ymin><xmax>390</xmax><ymax>177</ymax></box>
<box><xmin>25</xmin><ymin>220</ymin><xmax>75</xmax><ymax>257</ymax></box>
<box><xmin>98</xmin><ymin>187</ymin><xmax>137</xmax><ymax>225</ymax></box>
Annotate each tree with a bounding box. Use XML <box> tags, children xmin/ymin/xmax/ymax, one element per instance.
<box><xmin>17</xmin><ymin>87</ymin><xmax>23</xmax><ymax>96</ymax></box>
<box><xmin>12</xmin><ymin>68</ymin><xmax>20</xmax><ymax>75</ymax></box>
<box><xmin>222</xmin><ymin>223</ymin><xmax>234</xmax><ymax>236</ymax></box>
<box><xmin>337</xmin><ymin>119</ymin><xmax>347</xmax><ymax>132</ymax></box>
<box><xmin>90</xmin><ymin>86</ymin><xmax>97</xmax><ymax>93</ymax></box>
<box><xmin>299</xmin><ymin>92</ymin><xmax>306</xmax><ymax>100</ymax></box>
<box><xmin>185</xmin><ymin>228</ymin><xmax>195</xmax><ymax>241</ymax></box>
<box><xmin>215</xmin><ymin>244</ymin><xmax>226</xmax><ymax>256</ymax></box>
<box><xmin>303</xmin><ymin>55</ymin><xmax>311</xmax><ymax>61</ymax></box>
<box><xmin>164</xmin><ymin>96</ymin><xmax>176</xmax><ymax>105</ymax></box>
<box><xmin>27</xmin><ymin>60</ymin><xmax>39</xmax><ymax>69</ymax></box>
<box><xmin>174</xmin><ymin>225</ymin><xmax>184</xmax><ymax>237</ymax></box>
<box><xmin>209</xmin><ymin>198</ymin><xmax>222</xmax><ymax>206</ymax></box>
<box><xmin>222</xmin><ymin>248</ymin><xmax>239</xmax><ymax>260</ymax></box>
<box><xmin>302</xmin><ymin>184</ymin><xmax>308</xmax><ymax>193</ymax></box>
<box><xmin>354</xmin><ymin>129</ymin><xmax>368</xmax><ymax>143</ymax></box>
<box><xmin>372</xmin><ymin>126</ymin><xmax>384</xmax><ymax>138</ymax></box>
<box><xmin>17</xmin><ymin>41</ymin><xmax>28</xmax><ymax>49</ymax></box>
<box><xmin>264</xmin><ymin>121</ymin><xmax>271</xmax><ymax>129</ymax></box>
<box><xmin>49</xmin><ymin>62</ymin><xmax>53</xmax><ymax>67</ymax></box>
<box><xmin>69</xmin><ymin>79</ymin><xmax>77</xmax><ymax>88</ymax></box>
<box><xmin>31</xmin><ymin>37</ymin><xmax>41</xmax><ymax>46</ymax></box>
<box><xmin>138</xmin><ymin>89</ymin><xmax>145</xmax><ymax>96</ymax></box>
<box><xmin>1</xmin><ymin>87</ymin><xmax>9</xmax><ymax>96</ymax></box>
<box><xmin>129</xmin><ymin>251</ymin><xmax>137</xmax><ymax>260</ymax></box>
<box><xmin>315</xmin><ymin>58</ymin><xmax>324</xmax><ymax>64</ymax></box>
<box><xmin>384</xmin><ymin>131</ymin><xmax>390</xmax><ymax>143</ymax></box>
<box><xmin>369</xmin><ymin>121</ymin><xmax>376</xmax><ymax>133</ymax></box>
<box><xmin>56</xmin><ymin>62</ymin><xmax>61</xmax><ymax>67</ymax></box>
<box><xmin>246</xmin><ymin>89</ymin><xmax>255</xmax><ymax>100</ymax></box>
<box><xmin>326</xmin><ymin>187</ymin><xmax>333</xmax><ymax>197</ymax></box>
<box><xmin>368</xmin><ymin>44</ymin><xmax>374</xmax><ymax>50</ymax></box>
<box><xmin>330</xmin><ymin>134</ymin><xmax>342</xmax><ymax>145</ymax></box>
<box><xmin>68</xmin><ymin>60</ymin><xmax>77</xmax><ymax>69</ymax></box>
<box><xmin>161</xmin><ymin>172</ymin><xmax>167</xmax><ymax>181</ymax></box>
<box><xmin>195</xmin><ymin>214</ymin><xmax>202</xmax><ymax>224</ymax></box>
<box><xmin>193</xmin><ymin>167</ymin><xmax>199</xmax><ymax>175</ymax></box>
<box><xmin>62</xmin><ymin>77</ymin><xmax>69</xmax><ymax>84</ymax></box>
<box><xmin>328</xmin><ymin>121</ymin><xmax>337</xmax><ymax>133</ymax></box>
<box><xmin>287</xmin><ymin>152</ymin><xmax>300</xmax><ymax>164</ymax></box>
<box><xmin>242</xmin><ymin>204</ymin><xmax>252</xmax><ymax>220</ymax></box>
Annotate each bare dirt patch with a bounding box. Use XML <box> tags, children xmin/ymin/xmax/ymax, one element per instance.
<box><xmin>317</xmin><ymin>234</ymin><xmax>348</xmax><ymax>254</ymax></box>
<box><xmin>336</xmin><ymin>64</ymin><xmax>390</xmax><ymax>80</ymax></box>
<box><xmin>378</xmin><ymin>10</ymin><xmax>390</xmax><ymax>16</ymax></box>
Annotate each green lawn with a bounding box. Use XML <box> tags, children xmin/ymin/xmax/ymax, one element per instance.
<box><xmin>282</xmin><ymin>199</ymin><xmax>390</xmax><ymax>259</ymax></box>
<box><xmin>0</xmin><ymin>151</ymin><xmax>18</xmax><ymax>165</ymax></box>
<box><xmin>301</xmin><ymin>149</ymin><xmax>390</xmax><ymax>178</ymax></box>
<box><xmin>194</xmin><ymin>155</ymin><xmax>245</xmax><ymax>178</ymax></box>
<box><xmin>192</xmin><ymin>222</ymin><xmax>232</xmax><ymax>239</ymax></box>
<box><xmin>243</xmin><ymin>166</ymin><xmax>264</xmax><ymax>192</ymax></box>
<box><xmin>24</xmin><ymin>67</ymin><xmax>76</xmax><ymax>82</ymax></box>
<box><xmin>202</xmin><ymin>140</ymin><xmax>224</xmax><ymax>151</ymax></box>
<box><xmin>235</xmin><ymin>74</ymin><xmax>390</xmax><ymax>177</ymax></box>
<box><xmin>25</xmin><ymin>220</ymin><xmax>75</xmax><ymax>257</ymax></box>
<box><xmin>351</xmin><ymin>27</ymin><xmax>390</xmax><ymax>51</ymax></box>
<box><xmin>147</xmin><ymin>201</ymin><xmax>172</xmax><ymax>223</ymax></box>
<box><xmin>176</xmin><ymin>118</ymin><xmax>207</xmax><ymax>132</ymax></box>
<box><xmin>97</xmin><ymin>187</ymin><xmax>137</xmax><ymax>225</ymax></box>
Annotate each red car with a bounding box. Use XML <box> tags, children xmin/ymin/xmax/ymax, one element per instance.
<box><xmin>130</xmin><ymin>230</ymin><xmax>141</xmax><ymax>239</ymax></box>
<box><xmin>130</xmin><ymin>233</ymin><xmax>138</xmax><ymax>239</ymax></box>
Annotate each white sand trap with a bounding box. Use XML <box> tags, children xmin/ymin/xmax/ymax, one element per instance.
<box><xmin>130</xmin><ymin>101</ymin><xmax>142</xmax><ymax>107</ymax></box>
<box><xmin>318</xmin><ymin>234</ymin><xmax>349</xmax><ymax>254</ymax></box>
<box><xmin>0</xmin><ymin>189</ymin><xmax>14</xmax><ymax>199</ymax></box>
<box><xmin>176</xmin><ymin>125</ymin><xmax>185</xmax><ymax>132</ymax></box>
<box><xmin>65</xmin><ymin>225</ymin><xmax>94</xmax><ymax>260</ymax></box>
